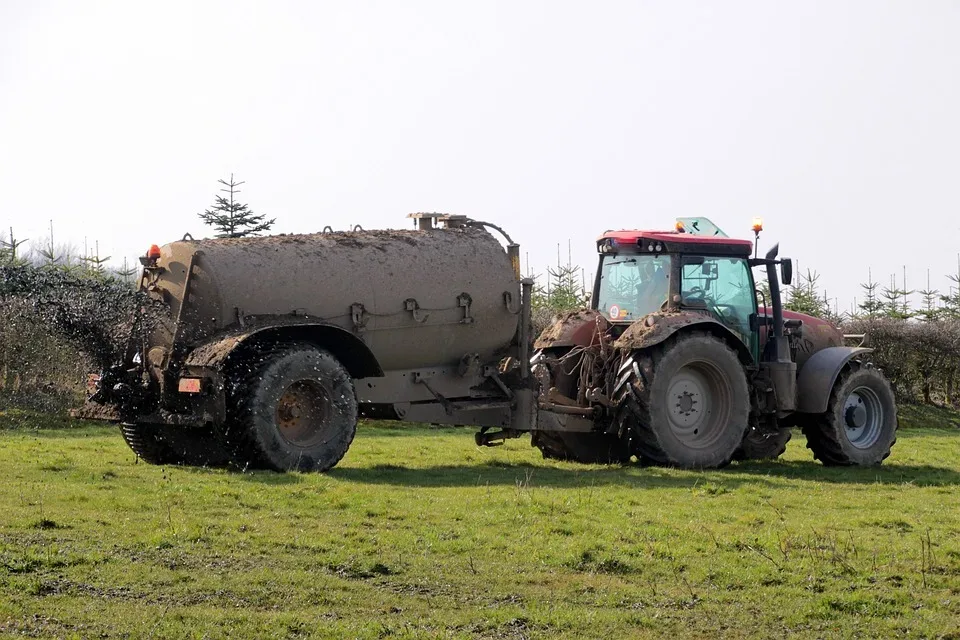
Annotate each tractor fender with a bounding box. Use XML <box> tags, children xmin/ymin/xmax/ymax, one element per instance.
<box><xmin>535</xmin><ymin>308</ymin><xmax>611</xmax><ymax>350</ymax></box>
<box><xmin>183</xmin><ymin>322</ymin><xmax>384</xmax><ymax>378</ymax></box>
<box><xmin>612</xmin><ymin>312</ymin><xmax>753</xmax><ymax>365</ymax></box>
<box><xmin>796</xmin><ymin>346</ymin><xmax>873</xmax><ymax>413</ymax></box>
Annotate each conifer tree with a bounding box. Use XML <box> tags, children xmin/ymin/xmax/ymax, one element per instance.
<box><xmin>917</xmin><ymin>269</ymin><xmax>940</xmax><ymax>322</ymax></box>
<box><xmin>197</xmin><ymin>174</ymin><xmax>275</xmax><ymax>238</ymax></box>
<box><xmin>940</xmin><ymin>255</ymin><xmax>960</xmax><ymax>318</ymax></box>
<box><xmin>0</xmin><ymin>227</ymin><xmax>28</xmax><ymax>265</ymax></box>
<box><xmin>858</xmin><ymin>269</ymin><xmax>884</xmax><ymax>317</ymax></box>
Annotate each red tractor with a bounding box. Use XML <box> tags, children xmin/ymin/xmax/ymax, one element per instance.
<box><xmin>530</xmin><ymin>217</ymin><xmax>896</xmax><ymax>468</ymax></box>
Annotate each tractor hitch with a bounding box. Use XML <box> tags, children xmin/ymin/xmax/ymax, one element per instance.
<box><xmin>475</xmin><ymin>428</ymin><xmax>522</xmax><ymax>447</ymax></box>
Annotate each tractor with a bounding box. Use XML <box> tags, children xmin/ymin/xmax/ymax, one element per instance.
<box><xmin>529</xmin><ymin>217</ymin><xmax>897</xmax><ymax>468</ymax></box>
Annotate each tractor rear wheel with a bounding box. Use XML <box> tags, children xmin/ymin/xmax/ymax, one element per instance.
<box><xmin>532</xmin><ymin>431</ymin><xmax>632</xmax><ymax>464</ymax></box>
<box><xmin>619</xmin><ymin>333</ymin><xmax>750</xmax><ymax>468</ymax></box>
<box><xmin>120</xmin><ymin>423</ymin><xmax>229</xmax><ymax>467</ymax></box>
<box><xmin>802</xmin><ymin>365</ymin><xmax>897</xmax><ymax>466</ymax></box>
<box><xmin>224</xmin><ymin>343</ymin><xmax>358</xmax><ymax>472</ymax></box>
<box><xmin>733</xmin><ymin>427</ymin><xmax>792</xmax><ymax>461</ymax></box>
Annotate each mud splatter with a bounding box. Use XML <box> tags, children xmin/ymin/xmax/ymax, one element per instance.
<box><xmin>0</xmin><ymin>265</ymin><xmax>161</xmax><ymax>369</ymax></box>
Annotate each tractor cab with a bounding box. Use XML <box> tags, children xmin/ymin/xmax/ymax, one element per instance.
<box><xmin>592</xmin><ymin>217</ymin><xmax>792</xmax><ymax>363</ymax></box>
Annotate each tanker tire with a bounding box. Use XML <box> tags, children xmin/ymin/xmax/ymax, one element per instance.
<box><xmin>227</xmin><ymin>343</ymin><xmax>358</xmax><ymax>472</ymax></box>
<box><xmin>620</xmin><ymin>333</ymin><xmax>750</xmax><ymax>469</ymax></box>
<box><xmin>733</xmin><ymin>427</ymin><xmax>792</xmax><ymax>461</ymax></box>
<box><xmin>802</xmin><ymin>365</ymin><xmax>897</xmax><ymax>466</ymax></box>
<box><xmin>120</xmin><ymin>423</ymin><xmax>230</xmax><ymax>467</ymax></box>
<box><xmin>532</xmin><ymin>431</ymin><xmax>631</xmax><ymax>464</ymax></box>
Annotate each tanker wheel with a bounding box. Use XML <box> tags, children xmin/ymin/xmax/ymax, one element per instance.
<box><xmin>802</xmin><ymin>365</ymin><xmax>897</xmax><ymax>466</ymax></box>
<box><xmin>620</xmin><ymin>333</ymin><xmax>750</xmax><ymax>469</ymax></box>
<box><xmin>733</xmin><ymin>427</ymin><xmax>792</xmax><ymax>461</ymax></box>
<box><xmin>227</xmin><ymin>343</ymin><xmax>358</xmax><ymax>472</ymax></box>
<box><xmin>532</xmin><ymin>431</ymin><xmax>632</xmax><ymax>464</ymax></box>
<box><xmin>120</xmin><ymin>423</ymin><xmax>230</xmax><ymax>467</ymax></box>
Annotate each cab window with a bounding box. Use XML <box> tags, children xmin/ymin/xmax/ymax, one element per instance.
<box><xmin>596</xmin><ymin>255</ymin><xmax>671</xmax><ymax>322</ymax></box>
<box><xmin>680</xmin><ymin>256</ymin><xmax>756</xmax><ymax>342</ymax></box>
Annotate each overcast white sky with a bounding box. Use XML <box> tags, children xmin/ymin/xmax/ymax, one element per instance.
<box><xmin>2</xmin><ymin>1</ymin><xmax>958</xmax><ymax>311</ymax></box>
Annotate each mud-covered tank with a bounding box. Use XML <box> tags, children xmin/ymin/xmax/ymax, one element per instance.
<box><xmin>144</xmin><ymin>224</ymin><xmax>521</xmax><ymax>372</ymax></box>
<box><xmin>82</xmin><ymin>216</ymin><xmax>531</xmax><ymax>473</ymax></box>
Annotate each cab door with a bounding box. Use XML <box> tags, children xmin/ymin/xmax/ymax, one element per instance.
<box><xmin>679</xmin><ymin>256</ymin><xmax>759</xmax><ymax>359</ymax></box>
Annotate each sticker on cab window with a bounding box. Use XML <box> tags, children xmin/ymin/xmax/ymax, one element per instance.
<box><xmin>609</xmin><ymin>305</ymin><xmax>628</xmax><ymax>320</ymax></box>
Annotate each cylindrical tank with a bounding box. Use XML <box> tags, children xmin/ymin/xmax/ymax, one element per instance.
<box><xmin>147</xmin><ymin>226</ymin><xmax>521</xmax><ymax>371</ymax></box>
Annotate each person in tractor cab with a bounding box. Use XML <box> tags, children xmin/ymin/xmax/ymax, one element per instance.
<box><xmin>637</xmin><ymin>260</ymin><xmax>669</xmax><ymax>312</ymax></box>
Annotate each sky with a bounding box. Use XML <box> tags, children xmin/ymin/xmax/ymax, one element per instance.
<box><xmin>2</xmin><ymin>0</ymin><xmax>959</xmax><ymax>312</ymax></box>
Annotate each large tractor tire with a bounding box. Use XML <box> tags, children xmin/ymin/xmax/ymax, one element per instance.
<box><xmin>532</xmin><ymin>431</ymin><xmax>632</xmax><ymax>464</ymax></box>
<box><xmin>801</xmin><ymin>365</ymin><xmax>897</xmax><ymax>466</ymax></box>
<box><xmin>733</xmin><ymin>427</ymin><xmax>792</xmax><ymax>461</ymax></box>
<box><xmin>619</xmin><ymin>333</ymin><xmax>750</xmax><ymax>469</ymax></box>
<box><xmin>120</xmin><ymin>423</ymin><xmax>230</xmax><ymax>467</ymax></box>
<box><xmin>224</xmin><ymin>343</ymin><xmax>358</xmax><ymax>472</ymax></box>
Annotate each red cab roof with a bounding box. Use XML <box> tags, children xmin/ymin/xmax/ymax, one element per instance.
<box><xmin>598</xmin><ymin>229</ymin><xmax>753</xmax><ymax>254</ymax></box>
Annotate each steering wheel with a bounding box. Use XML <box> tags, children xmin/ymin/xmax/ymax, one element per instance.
<box><xmin>683</xmin><ymin>287</ymin><xmax>707</xmax><ymax>303</ymax></box>
<box><xmin>713</xmin><ymin>303</ymin><xmax>739</xmax><ymax>318</ymax></box>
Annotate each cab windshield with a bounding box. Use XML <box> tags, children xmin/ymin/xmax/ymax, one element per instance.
<box><xmin>596</xmin><ymin>255</ymin><xmax>671</xmax><ymax>322</ymax></box>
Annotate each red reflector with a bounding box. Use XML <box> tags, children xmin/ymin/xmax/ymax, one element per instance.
<box><xmin>147</xmin><ymin>244</ymin><xmax>161</xmax><ymax>260</ymax></box>
<box><xmin>178</xmin><ymin>378</ymin><xmax>202</xmax><ymax>394</ymax></box>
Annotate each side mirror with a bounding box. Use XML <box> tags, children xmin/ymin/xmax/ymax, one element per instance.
<box><xmin>780</xmin><ymin>258</ymin><xmax>793</xmax><ymax>286</ymax></box>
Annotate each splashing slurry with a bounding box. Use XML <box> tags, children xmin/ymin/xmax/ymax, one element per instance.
<box><xmin>0</xmin><ymin>265</ymin><xmax>161</xmax><ymax>370</ymax></box>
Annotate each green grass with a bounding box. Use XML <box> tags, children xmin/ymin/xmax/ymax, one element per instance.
<box><xmin>1</xmin><ymin>410</ymin><xmax>960</xmax><ymax>639</ymax></box>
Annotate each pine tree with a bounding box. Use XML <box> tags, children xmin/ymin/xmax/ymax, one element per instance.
<box><xmin>531</xmin><ymin>243</ymin><xmax>589</xmax><ymax>312</ymax></box>
<box><xmin>197</xmin><ymin>174</ymin><xmax>275</xmax><ymax>238</ymax></box>
<box><xmin>917</xmin><ymin>269</ymin><xmax>940</xmax><ymax>322</ymax></box>
<box><xmin>858</xmin><ymin>269</ymin><xmax>884</xmax><ymax>317</ymax></box>
<box><xmin>79</xmin><ymin>240</ymin><xmax>111</xmax><ymax>274</ymax></box>
<box><xmin>881</xmin><ymin>271</ymin><xmax>913</xmax><ymax>319</ymax></box>
<box><xmin>37</xmin><ymin>220</ymin><xmax>63</xmax><ymax>266</ymax></box>
<box><xmin>785</xmin><ymin>269</ymin><xmax>832</xmax><ymax>319</ymax></box>
<box><xmin>116</xmin><ymin>256</ymin><xmax>139</xmax><ymax>283</ymax></box>
<box><xmin>941</xmin><ymin>255</ymin><xmax>960</xmax><ymax>318</ymax></box>
<box><xmin>0</xmin><ymin>227</ymin><xmax>28</xmax><ymax>265</ymax></box>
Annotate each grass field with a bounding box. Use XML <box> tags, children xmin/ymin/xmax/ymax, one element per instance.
<box><xmin>1</xmin><ymin>407</ymin><xmax>959</xmax><ymax>639</ymax></box>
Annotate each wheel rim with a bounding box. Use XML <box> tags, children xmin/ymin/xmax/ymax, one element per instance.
<box><xmin>275</xmin><ymin>380</ymin><xmax>332</xmax><ymax>448</ymax></box>
<box><xmin>664</xmin><ymin>361</ymin><xmax>732</xmax><ymax>449</ymax></box>
<box><xmin>843</xmin><ymin>385</ymin><xmax>883</xmax><ymax>449</ymax></box>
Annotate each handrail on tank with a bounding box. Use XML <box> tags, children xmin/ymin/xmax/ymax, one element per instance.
<box><xmin>465</xmin><ymin>219</ymin><xmax>521</xmax><ymax>280</ymax></box>
<box><xmin>464</xmin><ymin>219</ymin><xmax>515</xmax><ymax>245</ymax></box>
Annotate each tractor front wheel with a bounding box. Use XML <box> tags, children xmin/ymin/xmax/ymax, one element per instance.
<box><xmin>802</xmin><ymin>365</ymin><xmax>897</xmax><ymax>466</ymax></box>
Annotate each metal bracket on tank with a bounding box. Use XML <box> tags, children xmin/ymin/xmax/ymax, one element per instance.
<box><xmin>503</xmin><ymin>291</ymin><xmax>521</xmax><ymax>315</ymax></box>
<box><xmin>350</xmin><ymin>303</ymin><xmax>368</xmax><ymax>333</ymax></box>
<box><xmin>458</xmin><ymin>293</ymin><xmax>473</xmax><ymax>324</ymax></box>
<box><xmin>403</xmin><ymin>298</ymin><xmax>429</xmax><ymax>323</ymax></box>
